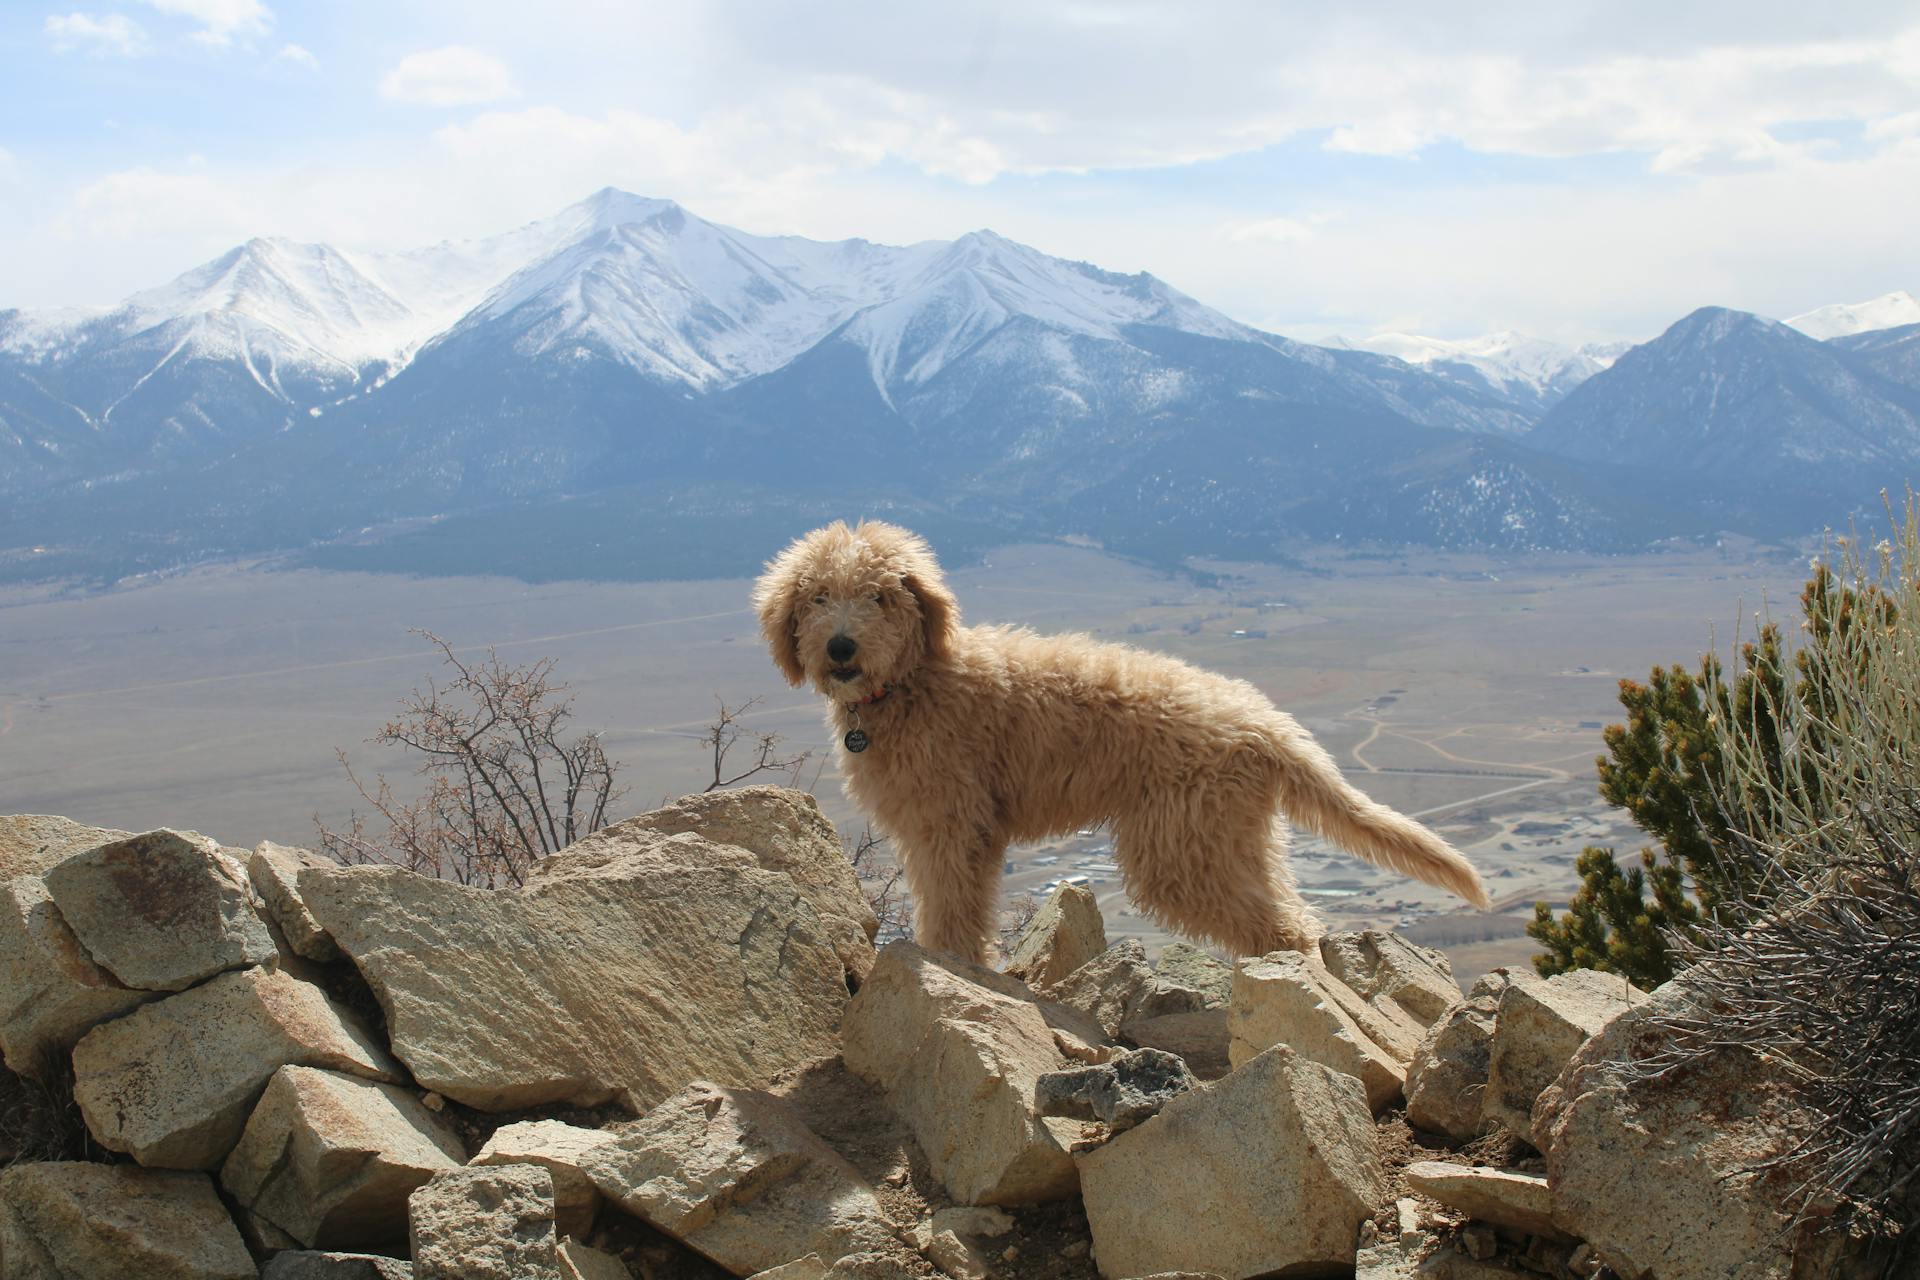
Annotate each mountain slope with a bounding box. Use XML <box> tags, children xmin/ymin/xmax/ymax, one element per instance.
<box><xmin>1321</xmin><ymin>331</ymin><xmax>1627</xmax><ymax>418</ymax></box>
<box><xmin>1787</xmin><ymin>291</ymin><xmax>1920</xmax><ymax>341</ymax></box>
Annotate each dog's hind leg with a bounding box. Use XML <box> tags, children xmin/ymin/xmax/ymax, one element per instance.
<box><xmin>898</xmin><ymin>825</ymin><xmax>1007</xmax><ymax>966</ymax></box>
<box><xmin>1114</xmin><ymin>800</ymin><xmax>1321</xmax><ymax>960</ymax></box>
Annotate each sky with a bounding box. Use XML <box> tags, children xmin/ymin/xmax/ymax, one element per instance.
<box><xmin>2</xmin><ymin>1</ymin><xmax>1918</xmax><ymax>344</ymax></box>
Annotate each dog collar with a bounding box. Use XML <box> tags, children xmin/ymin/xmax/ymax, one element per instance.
<box><xmin>846</xmin><ymin>683</ymin><xmax>893</xmax><ymax>709</ymax></box>
<box><xmin>841</xmin><ymin>683</ymin><xmax>892</xmax><ymax>754</ymax></box>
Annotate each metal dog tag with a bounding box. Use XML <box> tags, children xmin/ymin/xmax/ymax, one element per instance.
<box><xmin>843</xmin><ymin>729</ymin><xmax>870</xmax><ymax>753</ymax></box>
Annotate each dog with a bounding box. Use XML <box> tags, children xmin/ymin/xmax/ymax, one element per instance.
<box><xmin>754</xmin><ymin>520</ymin><xmax>1491</xmax><ymax>963</ymax></box>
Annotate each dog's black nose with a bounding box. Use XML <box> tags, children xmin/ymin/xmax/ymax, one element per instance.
<box><xmin>827</xmin><ymin>634</ymin><xmax>857</xmax><ymax>663</ymax></box>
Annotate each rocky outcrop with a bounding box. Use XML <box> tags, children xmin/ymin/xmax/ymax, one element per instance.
<box><xmin>409</xmin><ymin>1165</ymin><xmax>563</xmax><ymax>1280</ymax></box>
<box><xmin>0</xmin><ymin>814</ymin><xmax>130</xmax><ymax>884</ymax></box>
<box><xmin>42</xmin><ymin>830</ymin><xmax>276</xmax><ymax>992</ymax></box>
<box><xmin>842</xmin><ymin>941</ymin><xmax>1087</xmax><ymax>1206</ymax></box>
<box><xmin>1077</xmin><ymin>1045</ymin><xmax>1385</xmax><ymax>1279</ymax></box>
<box><xmin>1227</xmin><ymin>950</ymin><xmax>1408</xmax><ymax>1111</ymax></box>
<box><xmin>1404</xmin><ymin>970</ymin><xmax>1511</xmax><ymax>1141</ymax></box>
<box><xmin>580</xmin><ymin>1081</ymin><xmax>898</xmax><ymax>1274</ymax></box>
<box><xmin>71</xmin><ymin>965</ymin><xmax>401</xmax><ymax>1168</ymax></box>
<box><xmin>1482</xmin><ymin>969</ymin><xmax>1643</xmax><ymax>1146</ymax></box>
<box><xmin>0</xmin><ymin>1161</ymin><xmax>256</xmax><ymax>1280</ymax></box>
<box><xmin>1537</xmin><ymin>981</ymin><xmax>1820</xmax><ymax>1280</ymax></box>
<box><xmin>300</xmin><ymin>852</ymin><xmax>848</xmax><ymax>1112</ymax></box>
<box><xmin>471</xmin><ymin>1119</ymin><xmax>617</xmax><ymax>1240</ymax></box>
<box><xmin>1004</xmin><ymin>883</ymin><xmax>1106</xmax><ymax>987</ymax></box>
<box><xmin>221</xmin><ymin>1065</ymin><xmax>466</xmax><ymax>1250</ymax></box>
<box><xmin>557</xmin><ymin>786</ymin><xmax>879</xmax><ymax>981</ymax></box>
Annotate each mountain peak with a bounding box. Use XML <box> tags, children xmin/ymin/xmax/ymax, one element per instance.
<box><xmin>1787</xmin><ymin>290</ymin><xmax>1920</xmax><ymax>341</ymax></box>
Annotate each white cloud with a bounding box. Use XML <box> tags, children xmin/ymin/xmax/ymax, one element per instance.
<box><xmin>380</xmin><ymin>47</ymin><xmax>517</xmax><ymax>107</ymax></box>
<box><xmin>44</xmin><ymin>12</ymin><xmax>147</xmax><ymax>56</ymax></box>
<box><xmin>271</xmin><ymin>42</ymin><xmax>317</xmax><ymax>70</ymax></box>
<box><xmin>138</xmin><ymin>0</ymin><xmax>271</xmax><ymax>46</ymax></box>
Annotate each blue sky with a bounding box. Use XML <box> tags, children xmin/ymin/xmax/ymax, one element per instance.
<box><xmin>3</xmin><ymin>1</ymin><xmax>1917</xmax><ymax>343</ymax></box>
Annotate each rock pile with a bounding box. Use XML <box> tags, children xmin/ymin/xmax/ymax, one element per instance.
<box><xmin>0</xmin><ymin>789</ymin><xmax>1869</xmax><ymax>1279</ymax></box>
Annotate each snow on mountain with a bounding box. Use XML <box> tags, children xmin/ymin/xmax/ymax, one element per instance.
<box><xmin>1786</xmin><ymin>291</ymin><xmax>1920</xmax><ymax>341</ymax></box>
<box><xmin>1320</xmin><ymin>330</ymin><xmax>1624</xmax><ymax>408</ymax></box>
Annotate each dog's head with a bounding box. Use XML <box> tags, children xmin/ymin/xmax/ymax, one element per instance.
<box><xmin>753</xmin><ymin>520</ymin><xmax>959</xmax><ymax>697</ymax></box>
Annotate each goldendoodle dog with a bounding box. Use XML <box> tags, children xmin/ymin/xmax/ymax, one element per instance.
<box><xmin>754</xmin><ymin>520</ymin><xmax>1491</xmax><ymax>963</ymax></box>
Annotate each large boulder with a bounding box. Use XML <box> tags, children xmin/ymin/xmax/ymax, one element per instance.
<box><xmin>42</xmin><ymin>830</ymin><xmax>276</xmax><ymax>992</ymax></box>
<box><xmin>1004</xmin><ymin>883</ymin><xmax>1106</xmax><ymax>987</ymax></box>
<box><xmin>0</xmin><ymin>814</ymin><xmax>129</xmax><ymax>883</ymax></box>
<box><xmin>1537</xmin><ymin>981</ymin><xmax>1832</xmax><ymax>1280</ymax></box>
<box><xmin>221</xmin><ymin>1065</ymin><xmax>467</xmax><ymax>1250</ymax></box>
<box><xmin>299</xmin><ymin>850</ymin><xmax>849</xmax><ymax>1112</ymax></box>
<box><xmin>842</xmin><ymin>941</ymin><xmax>1087</xmax><ymax>1206</ymax></box>
<box><xmin>550</xmin><ymin>786</ymin><xmax>878</xmax><ymax>981</ymax></box>
<box><xmin>1042</xmin><ymin>941</ymin><xmax>1228</xmax><ymax>1076</ymax></box>
<box><xmin>580</xmin><ymin>1081</ymin><xmax>898</xmax><ymax>1274</ymax></box>
<box><xmin>1482</xmin><ymin>969</ymin><xmax>1643</xmax><ymax>1146</ymax></box>
<box><xmin>472</xmin><ymin>1119</ymin><xmax>618</xmax><ymax>1240</ymax></box>
<box><xmin>1319</xmin><ymin>930</ymin><xmax>1460</xmax><ymax>1028</ymax></box>
<box><xmin>1227</xmin><ymin>950</ymin><xmax>1408</xmax><ymax>1111</ymax></box>
<box><xmin>251</xmin><ymin>841</ymin><xmax>343</xmax><ymax>962</ymax></box>
<box><xmin>1404</xmin><ymin>970</ymin><xmax>1512</xmax><ymax>1142</ymax></box>
<box><xmin>1076</xmin><ymin>1045</ymin><xmax>1386</xmax><ymax>1279</ymax></box>
<box><xmin>0</xmin><ymin>1162</ymin><xmax>255</xmax><ymax>1280</ymax></box>
<box><xmin>72</xmin><ymin>965</ymin><xmax>402</xmax><ymax>1168</ymax></box>
<box><xmin>0</xmin><ymin>875</ymin><xmax>153</xmax><ymax>1077</ymax></box>
<box><xmin>409</xmin><ymin>1165</ymin><xmax>563</xmax><ymax>1280</ymax></box>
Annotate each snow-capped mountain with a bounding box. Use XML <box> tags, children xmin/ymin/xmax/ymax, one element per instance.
<box><xmin>3</xmin><ymin>191</ymin><xmax>1914</xmax><ymax>583</ymax></box>
<box><xmin>1318</xmin><ymin>331</ymin><xmax>1629</xmax><ymax>415</ymax></box>
<box><xmin>1786</xmin><ymin>291</ymin><xmax>1920</xmax><ymax>341</ymax></box>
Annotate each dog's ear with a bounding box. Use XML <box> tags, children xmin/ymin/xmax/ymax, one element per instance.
<box><xmin>752</xmin><ymin>550</ymin><xmax>808</xmax><ymax>686</ymax></box>
<box><xmin>903</xmin><ymin>569</ymin><xmax>959</xmax><ymax>662</ymax></box>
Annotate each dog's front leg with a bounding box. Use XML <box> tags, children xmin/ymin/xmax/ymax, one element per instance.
<box><xmin>899</xmin><ymin>823</ymin><xmax>1006</xmax><ymax>966</ymax></box>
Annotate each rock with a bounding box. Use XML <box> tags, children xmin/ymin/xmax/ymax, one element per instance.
<box><xmin>262</xmin><ymin>1254</ymin><xmax>415</xmax><ymax>1279</ymax></box>
<box><xmin>221</xmin><ymin>1065</ymin><xmax>466</xmax><ymax>1250</ymax></box>
<box><xmin>0</xmin><ymin>814</ymin><xmax>130</xmax><ymax>883</ymax></box>
<box><xmin>72</xmin><ymin>965</ymin><xmax>401</xmax><ymax>1168</ymax></box>
<box><xmin>41</xmin><ymin>830</ymin><xmax>276</xmax><ymax>992</ymax></box>
<box><xmin>843</xmin><ymin>941</ymin><xmax>1084</xmax><ymax>1205</ymax></box>
<box><xmin>472</xmin><ymin>1119</ymin><xmax>618</xmax><ymax>1240</ymax></box>
<box><xmin>0</xmin><ymin>1161</ymin><xmax>255</xmax><ymax>1280</ymax></box>
<box><xmin>1153</xmin><ymin>942</ymin><xmax>1233</xmax><ymax>1004</ymax></box>
<box><xmin>1405</xmin><ymin>970</ymin><xmax>1511</xmax><ymax>1142</ymax></box>
<box><xmin>1460</xmin><ymin>1224</ymin><xmax>1498</xmax><ymax>1261</ymax></box>
<box><xmin>1077</xmin><ymin>1045</ymin><xmax>1385</xmax><ymax>1279</ymax></box>
<box><xmin>558</xmin><ymin>1240</ymin><xmax>631</xmax><ymax>1280</ymax></box>
<box><xmin>1482</xmin><ymin>969</ymin><xmax>1644</xmax><ymax>1145</ymax></box>
<box><xmin>1035</xmin><ymin>1046</ymin><xmax>1197</xmax><ymax>1133</ymax></box>
<box><xmin>1041</xmin><ymin>940</ymin><xmax>1155</xmax><ymax>1036</ymax></box>
<box><xmin>0</xmin><ymin>874</ymin><xmax>153</xmax><ymax>1077</ymax></box>
<box><xmin>559</xmin><ymin>786</ymin><xmax>879</xmax><ymax>981</ymax></box>
<box><xmin>929</xmin><ymin>1207</ymin><xmax>1012</xmax><ymax>1239</ymax></box>
<box><xmin>579</xmin><ymin>1080</ymin><xmax>896</xmax><ymax>1274</ymax></box>
<box><xmin>409</xmin><ymin>1165</ymin><xmax>563</xmax><ymax>1280</ymax></box>
<box><xmin>251</xmin><ymin>841</ymin><xmax>343</xmax><ymax>961</ymax></box>
<box><xmin>1537</xmin><ymin>980</ymin><xmax>1828</xmax><ymax>1280</ymax></box>
<box><xmin>822</xmin><ymin>1255</ymin><xmax>919</xmax><ymax>1280</ymax></box>
<box><xmin>1227</xmin><ymin>950</ymin><xmax>1407</xmax><ymax>1111</ymax></box>
<box><xmin>1121</xmin><ymin>1007</ymin><xmax>1232</xmax><ymax>1079</ymax></box>
<box><xmin>1319</xmin><ymin>930</ymin><xmax>1460</xmax><ymax>1027</ymax></box>
<box><xmin>1004</xmin><ymin>882</ymin><xmax>1106</xmax><ymax>987</ymax></box>
<box><xmin>1403</xmin><ymin>1161</ymin><xmax>1566</xmax><ymax>1241</ymax></box>
<box><xmin>300</xmin><ymin>856</ymin><xmax>847</xmax><ymax>1112</ymax></box>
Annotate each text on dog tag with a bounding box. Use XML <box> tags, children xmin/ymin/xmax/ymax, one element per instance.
<box><xmin>843</xmin><ymin>729</ymin><xmax>870</xmax><ymax>753</ymax></box>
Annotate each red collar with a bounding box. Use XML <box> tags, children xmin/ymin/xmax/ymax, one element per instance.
<box><xmin>846</xmin><ymin>683</ymin><xmax>894</xmax><ymax>709</ymax></box>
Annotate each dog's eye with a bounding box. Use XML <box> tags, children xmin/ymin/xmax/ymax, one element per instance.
<box><xmin>811</xmin><ymin>594</ymin><xmax>828</xmax><ymax>606</ymax></box>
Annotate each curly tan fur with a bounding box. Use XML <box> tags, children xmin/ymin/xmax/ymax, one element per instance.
<box><xmin>754</xmin><ymin>520</ymin><xmax>1492</xmax><ymax>963</ymax></box>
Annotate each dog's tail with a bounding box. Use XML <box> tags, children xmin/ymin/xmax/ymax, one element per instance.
<box><xmin>1268</xmin><ymin>720</ymin><xmax>1493</xmax><ymax>910</ymax></box>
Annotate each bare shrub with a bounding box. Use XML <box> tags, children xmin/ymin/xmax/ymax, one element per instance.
<box><xmin>317</xmin><ymin>631</ymin><xmax>624</xmax><ymax>888</ymax></box>
<box><xmin>700</xmin><ymin>696</ymin><xmax>811</xmax><ymax>792</ymax></box>
<box><xmin>846</xmin><ymin>823</ymin><xmax>912</xmax><ymax>943</ymax></box>
<box><xmin>999</xmin><ymin>892</ymin><xmax>1040</xmax><ymax>959</ymax></box>
<box><xmin>1</xmin><ymin>1052</ymin><xmax>100</xmax><ymax>1168</ymax></box>
<box><xmin>1640</xmin><ymin>501</ymin><xmax>1920</xmax><ymax>1265</ymax></box>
